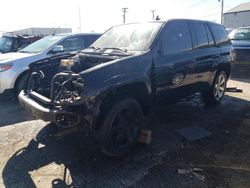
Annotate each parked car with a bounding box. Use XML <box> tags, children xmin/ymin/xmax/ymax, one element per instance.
<box><xmin>226</xmin><ymin>27</ymin><xmax>234</xmax><ymax>34</ymax></box>
<box><xmin>0</xmin><ymin>33</ymin><xmax>101</xmax><ymax>96</ymax></box>
<box><xmin>0</xmin><ymin>34</ymin><xmax>42</xmax><ymax>54</ymax></box>
<box><xmin>229</xmin><ymin>27</ymin><xmax>250</xmax><ymax>62</ymax></box>
<box><xmin>19</xmin><ymin>19</ymin><xmax>234</xmax><ymax>156</ymax></box>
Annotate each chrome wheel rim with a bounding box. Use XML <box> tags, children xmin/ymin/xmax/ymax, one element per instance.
<box><xmin>214</xmin><ymin>74</ymin><xmax>226</xmax><ymax>101</ymax></box>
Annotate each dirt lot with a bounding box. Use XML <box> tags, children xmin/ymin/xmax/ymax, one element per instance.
<box><xmin>0</xmin><ymin>79</ymin><xmax>250</xmax><ymax>188</ymax></box>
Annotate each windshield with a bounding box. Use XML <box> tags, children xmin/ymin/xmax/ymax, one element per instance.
<box><xmin>0</xmin><ymin>37</ymin><xmax>13</xmax><ymax>53</ymax></box>
<box><xmin>229</xmin><ymin>28</ymin><xmax>250</xmax><ymax>40</ymax></box>
<box><xmin>90</xmin><ymin>22</ymin><xmax>163</xmax><ymax>52</ymax></box>
<box><xmin>19</xmin><ymin>35</ymin><xmax>65</xmax><ymax>53</ymax></box>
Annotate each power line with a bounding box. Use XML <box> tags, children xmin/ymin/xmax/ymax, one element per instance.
<box><xmin>186</xmin><ymin>0</ymin><xmax>206</xmax><ymax>9</ymax></box>
<box><xmin>203</xmin><ymin>5</ymin><xmax>220</xmax><ymax>13</ymax></box>
<box><xmin>199</xmin><ymin>11</ymin><xmax>220</xmax><ymax>19</ymax></box>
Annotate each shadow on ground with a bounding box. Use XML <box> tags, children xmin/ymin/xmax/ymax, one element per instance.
<box><xmin>0</xmin><ymin>96</ymin><xmax>33</xmax><ymax>127</ymax></box>
<box><xmin>2</xmin><ymin>93</ymin><xmax>250</xmax><ymax>187</ymax></box>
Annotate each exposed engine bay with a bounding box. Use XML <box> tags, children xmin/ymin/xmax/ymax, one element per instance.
<box><xmin>26</xmin><ymin>53</ymin><xmax>120</xmax><ymax>128</ymax></box>
<box><xmin>28</xmin><ymin>53</ymin><xmax>118</xmax><ymax>96</ymax></box>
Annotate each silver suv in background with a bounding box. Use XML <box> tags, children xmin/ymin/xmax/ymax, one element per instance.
<box><xmin>0</xmin><ymin>33</ymin><xmax>101</xmax><ymax>96</ymax></box>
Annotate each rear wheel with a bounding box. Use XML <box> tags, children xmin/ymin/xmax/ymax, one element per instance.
<box><xmin>99</xmin><ymin>98</ymin><xmax>143</xmax><ymax>157</ymax></box>
<box><xmin>202</xmin><ymin>71</ymin><xmax>227</xmax><ymax>105</ymax></box>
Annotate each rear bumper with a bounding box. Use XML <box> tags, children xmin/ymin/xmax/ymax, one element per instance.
<box><xmin>18</xmin><ymin>91</ymin><xmax>57</xmax><ymax>122</ymax></box>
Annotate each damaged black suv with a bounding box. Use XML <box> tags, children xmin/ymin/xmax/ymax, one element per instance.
<box><xmin>19</xmin><ymin>19</ymin><xmax>234</xmax><ymax>156</ymax></box>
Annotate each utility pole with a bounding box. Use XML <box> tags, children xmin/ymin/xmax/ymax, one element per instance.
<box><xmin>218</xmin><ymin>0</ymin><xmax>224</xmax><ymax>24</ymax></box>
<box><xmin>122</xmin><ymin>8</ymin><xmax>128</xmax><ymax>24</ymax></box>
<box><xmin>78</xmin><ymin>7</ymin><xmax>82</xmax><ymax>33</ymax></box>
<box><xmin>151</xmin><ymin>10</ymin><xmax>156</xmax><ymax>20</ymax></box>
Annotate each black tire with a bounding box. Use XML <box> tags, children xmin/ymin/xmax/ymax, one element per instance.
<box><xmin>99</xmin><ymin>98</ymin><xmax>143</xmax><ymax>157</ymax></box>
<box><xmin>202</xmin><ymin>71</ymin><xmax>227</xmax><ymax>105</ymax></box>
<box><xmin>15</xmin><ymin>73</ymin><xmax>29</xmax><ymax>96</ymax></box>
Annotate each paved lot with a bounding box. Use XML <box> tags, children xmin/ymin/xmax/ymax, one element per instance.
<box><xmin>0</xmin><ymin>79</ymin><xmax>250</xmax><ymax>188</ymax></box>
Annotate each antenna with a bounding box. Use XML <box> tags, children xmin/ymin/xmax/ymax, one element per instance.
<box><xmin>53</xmin><ymin>26</ymin><xmax>60</xmax><ymax>35</ymax></box>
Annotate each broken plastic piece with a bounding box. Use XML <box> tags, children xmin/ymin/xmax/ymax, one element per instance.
<box><xmin>226</xmin><ymin>87</ymin><xmax>243</xmax><ymax>93</ymax></box>
<box><xmin>138</xmin><ymin>129</ymin><xmax>152</xmax><ymax>144</ymax></box>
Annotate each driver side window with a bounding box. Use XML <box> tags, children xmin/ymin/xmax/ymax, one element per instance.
<box><xmin>162</xmin><ymin>21</ymin><xmax>192</xmax><ymax>55</ymax></box>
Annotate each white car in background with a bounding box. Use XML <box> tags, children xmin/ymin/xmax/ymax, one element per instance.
<box><xmin>0</xmin><ymin>33</ymin><xmax>100</xmax><ymax>96</ymax></box>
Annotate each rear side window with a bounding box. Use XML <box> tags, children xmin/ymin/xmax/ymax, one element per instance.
<box><xmin>163</xmin><ymin>21</ymin><xmax>192</xmax><ymax>55</ymax></box>
<box><xmin>205</xmin><ymin>25</ymin><xmax>215</xmax><ymax>46</ymax></box>
<box><xmin>210</xmin><ymin>24</ymin><xmax>230</xmax><ymax>46</ymax></box>
<box><xmin>194</xmin><ymin>23</ymin><xmax>209</xmax><ymax>48</ymax></box>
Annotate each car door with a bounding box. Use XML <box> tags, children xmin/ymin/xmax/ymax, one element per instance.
<box><xmin>153</xmin><ymin>20</ymin><xmax>198</xmax><ymax>102</ymax></box>
<box><xmin>192</xmin><ymin>22</ymin><xmax>218</xmax><ymax>88</ymax></box>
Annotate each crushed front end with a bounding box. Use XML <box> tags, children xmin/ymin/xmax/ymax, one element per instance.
<box><xmin>19</xmin><ymin>60</ymin><xmax>89</xmax><ymax>129</ymax></box>
<box><xmin>19</xmin><ymin>50</ymin><xmax>122</xmax><ymax>129</ymax></box>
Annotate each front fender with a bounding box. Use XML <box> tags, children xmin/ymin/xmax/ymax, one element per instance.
<box><xmin>87</xmin><ymin>70</ymin><xmax>152</xmax><ymax>103</ymax></box>
<box><xmin>10</xmin><ymin>66</ymin><xmax>30</xmax><ymax>89</ymax></box>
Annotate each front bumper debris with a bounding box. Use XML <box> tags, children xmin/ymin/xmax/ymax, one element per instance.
<box><xmin>18</xmin><ymin>91</ymin><xmax>57</xmax><ymax>122</ymax></box>
<box><xmin>19</xmin><ymin>71</ymin><xmax>89</xmax><ymax>128</ymax></box>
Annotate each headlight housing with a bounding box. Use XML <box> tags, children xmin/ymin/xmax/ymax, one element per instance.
<box><xmin>0</xmin><ymin>63</ymin><xmax>13</xmax><ymax>72</ymax></box>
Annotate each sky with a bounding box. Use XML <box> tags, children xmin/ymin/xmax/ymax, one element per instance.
<box><xmin>0</xmin><ymin>0</ymin><xmax>249</xmax><ymax>33</ymax></box>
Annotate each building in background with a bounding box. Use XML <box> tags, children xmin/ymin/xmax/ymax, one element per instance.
<box><xmin>9</xmin><ymin>27</ymin><xmax>72</xmax><ymax>36</ymax></box>
<box><xmin>223</xmin><ymin>2</ymin><xmax>250</xmax><ymax>28</ymax></box>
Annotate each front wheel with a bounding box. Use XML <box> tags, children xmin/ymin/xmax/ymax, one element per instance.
<box><xmin>99</xmin><ymin>98</ymin><xmax>143</xmax><ymax>157</ymax></box>
<box><xmin>202</xmin><ymin>71</ymin><xmax>227</xmax><ymax>105</ymax></box>
<box><xmin>15</xmin><ymin>73</ymin><xmax>29</xmax><ymax>96</ymax></box>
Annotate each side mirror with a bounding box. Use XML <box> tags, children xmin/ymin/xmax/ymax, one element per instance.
<box><xmin>50</xmin><ymin>45</ymin><xmax>64</xmax><ymax>54</ymax></box>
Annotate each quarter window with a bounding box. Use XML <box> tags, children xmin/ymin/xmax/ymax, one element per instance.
<box><xmin>210</xmin><ymin>24</ymin><xmax>231</xmax><ymax>46</ymax></box>
<box><xmin>205</xmin><ymin>25</ymin><xmax>215</xmax><ymax>46</ymax></box>
<box><xmin>163</xmin><ymin>21</ymin><xmax>192</xmax><ymax>55</ymax></box>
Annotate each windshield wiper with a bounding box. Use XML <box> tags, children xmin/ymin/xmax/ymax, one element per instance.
<box><xmin>88</xmin><ymin>46</ymin><xmax>101</xmax><ymax>50</ymax></box>
<box><xmin>103</xmin><ymin>47</ymin><xmax>128</xmax><ymax>53</ymax></box>
<box><xmin>19</xmin><ymin>50</ymin><xmax>37</xmax><ymax>53</ymax></box>
<box><xmin>19</xmin><ymin>50</ymin><xmax>29</xmax><ymax>53</ymax></box>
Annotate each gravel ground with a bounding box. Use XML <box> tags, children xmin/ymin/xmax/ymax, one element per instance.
<box><xmin>0</xmin><ymin>79</ymin><xmax>249</xmax><ymax>188</ymax></box>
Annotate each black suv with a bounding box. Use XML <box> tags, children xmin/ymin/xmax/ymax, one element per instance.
<box><xmin>0</xmin><ymin>34</ymin><xmax>41</xmax><ymax>53</ymax></box>
<box><xmin>19</xmin><ymin>19</ymin><xmax>234</xmax><ymax>156</ymax></box>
